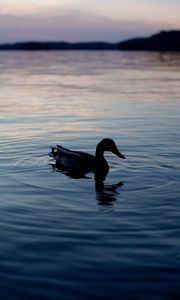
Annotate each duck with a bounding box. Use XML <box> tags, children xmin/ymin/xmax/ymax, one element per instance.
<box><xmin>50</xmin><ymin>138</ymin><xmax>125</xmax><ymax>182</ymax></box>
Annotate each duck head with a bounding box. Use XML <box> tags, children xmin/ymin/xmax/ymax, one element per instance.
<box><xmin>95</xmin><ymin>138</ymin><xmax>125</xmax><ymax>159</ymax></box>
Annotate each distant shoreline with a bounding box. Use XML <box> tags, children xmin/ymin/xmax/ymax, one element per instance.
<box><xmin>0</xmin><ymin>41</ymin><xmax>118</xmax><ymax>51</ymax></box>
<box><xmin>0</xmin><ymin>30</ymin><xmax>180</xmax><ymax>51</ymax></box>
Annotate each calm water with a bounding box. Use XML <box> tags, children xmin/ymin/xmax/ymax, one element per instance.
<box><xmin>0</xmin><ymin>51</ymin><xmax>180</xmax><ymax>299</ymax></box>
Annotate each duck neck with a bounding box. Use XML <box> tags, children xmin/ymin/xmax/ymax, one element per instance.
<box><xmin>95</xmin><ymin>145</ymin><xmax>105</xmax><ymax>158</ymax></box>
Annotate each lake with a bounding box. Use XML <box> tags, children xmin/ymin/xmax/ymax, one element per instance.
<box><xmin>0</xmin><ymin>51</ymin><xmax>180</xmax><ymax>299</ymax></box>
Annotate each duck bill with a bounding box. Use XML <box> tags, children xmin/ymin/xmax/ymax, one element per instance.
<box><xmin>113</xmin><ymin>147</ymin><xmax>125</xmax><ymax>159</ymax></box>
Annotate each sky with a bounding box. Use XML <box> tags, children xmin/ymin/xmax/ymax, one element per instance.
<box><xmin>0</xmin><ymin>0</ymin><xmax>179</xmax><ymax>43</ymax></box>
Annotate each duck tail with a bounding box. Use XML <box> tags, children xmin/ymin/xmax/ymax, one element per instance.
<box><xmin>51</xmin><ymin>147</ymin><xmax>58</xmax><ymax>158</ymax></box>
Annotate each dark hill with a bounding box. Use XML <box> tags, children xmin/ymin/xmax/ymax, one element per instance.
<box><xmin>118</xmin><ymin>30</ymin><xmax>180</xmax><ymax>51</ymax></box>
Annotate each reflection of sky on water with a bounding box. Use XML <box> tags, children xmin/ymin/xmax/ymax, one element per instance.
<box><xmin>1</xmin><ymin>52</ymin><xmax>180</xmax><ymax>117</ymax></box>
<box><xmin>0</xmin><ymin>52</ymin><xmax>180</xmax><ymax>145</ymax></box>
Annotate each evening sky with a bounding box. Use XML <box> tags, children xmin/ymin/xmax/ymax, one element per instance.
<box><xmin>0</xmin><ymin>0</ymin><xmax>179</xmax><ymax>42</ymax></box>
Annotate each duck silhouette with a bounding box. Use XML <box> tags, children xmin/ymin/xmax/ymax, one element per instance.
<box><xmin>50</xmin><ymin>138</ymin><xmax>125</xmax><ymax>182</ymax></box>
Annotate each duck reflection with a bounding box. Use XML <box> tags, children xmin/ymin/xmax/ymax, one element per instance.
<box><xmin>95</xmin><ymin>181</ymin><xmax>124</xmax><ymax>206</ymax></box>
<box><xmin>51</xmin><ymin>161</ymin><xmax>124</xmax><ymax>206</ymax></box>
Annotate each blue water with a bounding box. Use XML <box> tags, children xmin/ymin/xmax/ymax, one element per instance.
<box><xmin>0</xmin><ymin>51</ymin><xmax>180</xmax><ymax>299</ymax></box>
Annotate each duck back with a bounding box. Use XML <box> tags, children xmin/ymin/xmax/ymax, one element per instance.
<box><xmin>52</xmin><ymin>145</ymin><xmax>95</xmax><ymax>176</ymax></box>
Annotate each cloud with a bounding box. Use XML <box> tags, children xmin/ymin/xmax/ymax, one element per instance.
<box><xmin>0</xmin><ymin>4</ymin><xmax>179</xmax><ymax>43</ymax></box>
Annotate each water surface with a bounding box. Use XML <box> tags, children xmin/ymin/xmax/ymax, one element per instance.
<box><xmin>0</xmin><ymin>51</ymin><xmax>180</xmax><ymax>299</ymax></box>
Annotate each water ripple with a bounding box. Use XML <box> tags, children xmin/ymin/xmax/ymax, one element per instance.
<box><xmin>0</xmin><ymin>52</ymin><xmax>180</xmax><ymax>300</ymax></box>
